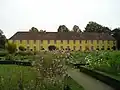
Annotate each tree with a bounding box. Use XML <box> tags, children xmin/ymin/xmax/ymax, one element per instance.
<box><xmin>57</xmin><ymin>25</ymin><xmax>69</xmax><ymax>32</ymax></box>
<box><xmin>84</xmin><ymin>21</ymin><xmax>111</xmax><ymax>33</ymax></box>
<box><xmin>72</xmin><ymin>25</ymin><xmax>82</xmax><ymax>32</ymax></box>
<box><xmin>40</xmin><ymin>30</ymin><xmax>44</xmax><ymax>32</ymax></box>
<box><xmin>29</xmin><ymin>27</ymin><xmax>39</xmax><ymax>32</ymax></box>
<box><xmin>111</xmin><ymin>28</ymin><xmax>120</xmax><ymax>50</ymax></box>
<box><xmin>0</xmin><ymin>29</ymin><xmax>6</xmax><ymax>49</ymax></box>
<box><xmin>6</xmin><ymin>42</ymin><xmax>17</xmax><ymax>53</ymax></box>
<box><xmin>19</xmin><ymin>46</ymin><xmax>26</xmax><ymax>51</ymax></box>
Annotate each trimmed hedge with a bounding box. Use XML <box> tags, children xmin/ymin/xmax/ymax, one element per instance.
<box><xmin>79</xmin><ymin>66</ymin><xmax>120</xmax><ymax>90</ymax></box>
<box><xmin>0</xmin><ymin>51</ymin><xmax>8</xmax><ymax>57</ymax></box>
<box><xmin>0</xmin><ymin>60</ymin><xmax>32</xmax><ymax>66</ymax></box>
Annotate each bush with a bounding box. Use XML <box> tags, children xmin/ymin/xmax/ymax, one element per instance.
<box><xmin>15</xmin><ymin>51</ymin><xmax>34</xmax><ymax>56</ymax></box>
<box><xmin>5</xmin><ymin>54</ymin><xmax>15</xmax><ymax>61</ymax></box>
<box><xmin>0</xmin><ymin>51</ymin><xmax>8</xmax><ymax>57</ymax></box>
<box><xmin>19</xmin><ymin>46</ymin><xmax>26</xmax><ymax>51</ymax></box>
<box><xmin>6</xmin><ymin>42</ymin><xmax>16</xmax><ymax>54</ymax></box>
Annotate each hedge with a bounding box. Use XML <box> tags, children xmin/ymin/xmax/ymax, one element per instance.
<box><xmin>0</xmin><ymin>60</ymin><xmax>32</xmax><ymax>66</ymax></box>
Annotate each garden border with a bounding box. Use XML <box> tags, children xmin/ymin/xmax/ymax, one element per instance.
<box><xmin>79</xmin><ymin>66</ymin><xmax>120</xmax><ymax>90</ymax></box>
<box><xmin>0</xmin><ymin>60</ymin><xmax>32</xmax><ymax>66</ymax></box>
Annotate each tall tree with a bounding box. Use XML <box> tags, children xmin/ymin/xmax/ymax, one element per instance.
<box><xmin>84</xmin><ymin>21</ymin><xmax>111</xmax><ymax>33</ymax></box>
<box><xmin>112</xmin><ymin>28</ymin><xmax>120</xmax><ymax>50</ymax></box>
<box><xmin>29</xmin><ymin>27</ymin><xmax>39</xmax><ymax>32</ymax></box>
<box><xmin>0</xmin><ymin>29</ymin><xmax>6</xmax><ymax>49</ymax></box>
<box><xmin>57</xmin><ymin>25</ymin><xmax>69</xmax><ymax>32</ymax></box>
<box><xmin>72</xmin><ymin>25</ymin><xmax>82</xmax><ymax>32</ymax></box>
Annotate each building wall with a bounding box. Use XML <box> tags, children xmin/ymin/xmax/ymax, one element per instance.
<box><xmin>9</xmin><ymin>40</ymin><xmax>116</xmax><ymax>51</ymax></box>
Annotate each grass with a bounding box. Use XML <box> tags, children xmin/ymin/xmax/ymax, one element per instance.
<box><xmin>0</xmin><ymin>65</ymin><xmax>37</xmax><ymax>90</ymax></box>
<box><xmin>65</xmin><ymin>76</ymin><xmax>84</xmax><ymax>90</ymax></box>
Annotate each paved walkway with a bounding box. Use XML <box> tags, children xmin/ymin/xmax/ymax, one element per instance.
<box><xmin>67</xmin><ymin>68</ymin><xmax>114</xmax><ymax>90</ymax></box>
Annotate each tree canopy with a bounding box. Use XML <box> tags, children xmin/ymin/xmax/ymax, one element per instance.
<box><xmin>84</xmin><ymin>21</ymin><xmax>111</xmax><ymax>33</ymax></box>
<box><xmin>29</xmin><ymin>27</ymin><xmax>39</xmax><ymax>32</ymax></box>
<box><xmin>0</xmin><ymin>29</ymin><xmax>6</xmax><ymax>49</ymax></box>
<box><xmin>57</xmin><ymin>25</ymin><xmax>69</xmax><ymax>32</ymax></box>
<box><xmin>112</xmin><ymin>28</ymin><xmax>120</xmax><ymax>50</ymax></box>
<box><xmin>72</xmin><ymin>25</ymin><xmax>82</xmax><ymax>32</ymax></box>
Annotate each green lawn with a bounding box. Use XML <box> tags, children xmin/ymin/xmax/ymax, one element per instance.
<box><xmin>0</xmin><ymin>65</ymin><xmax>37</xmax><ymax>90</ymax></box>
<box><xmin>65</xmin><ymin>76</ymin><xmax>84</xmax><ymax>90</ymax></box>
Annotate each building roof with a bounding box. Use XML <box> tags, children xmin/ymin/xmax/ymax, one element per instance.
<box><xmin>9</xmin><ymin>31</ymin><xmax>115</xmax><ymax>40</ymax></box>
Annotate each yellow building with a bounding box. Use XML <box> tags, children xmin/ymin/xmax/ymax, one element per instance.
<box><xmin>9</xmin><ymin>32</ymin><xmax>116</xmax><ymax>51</ymax></box>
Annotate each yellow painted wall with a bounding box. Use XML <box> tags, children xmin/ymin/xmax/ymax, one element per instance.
<box><xmin>10</xmin><ymin>39</ymin><xmax>116</xmax><ymax>51</ymax></box>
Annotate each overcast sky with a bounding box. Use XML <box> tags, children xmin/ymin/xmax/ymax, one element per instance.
<box><xmin>0</xmin><ymin>0</ymin><xmax>120</xmax><ymax>38</ymax></box>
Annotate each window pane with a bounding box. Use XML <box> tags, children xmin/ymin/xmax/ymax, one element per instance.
<box><xmin>73</xmin><ymin>46</ymin><xmax>76</xmax><ymax>50</ymax></box>
<box><xmin>80</xmin><ymin>46</ymin><xmax>82</xmax><ymax>50</ymax></box>
<box><xmin>80</xmin><ymin>40</ymin><xmax>81</xmax><ymax>44</ymax></box>
<box><xmin>91</xmin><ymin>40</ymin><xmax>93</xmax><ymax>44</ymax></box>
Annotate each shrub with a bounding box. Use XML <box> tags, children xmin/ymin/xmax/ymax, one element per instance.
<box><xmin>5</xmin><ymin>54</ymin><xmax>15</xmax><ymax>61</ymax></box>
<box><xmin>6</xmin><ymin>42</ymin><xmax>16</xmax><ymax>54</ymax></box>
<box><xmin>15</xmin><ymin>51</ymin><xmax>34</xmax><ymax>56</ymax></box>
<box><xmin>19</xmin><ymin>46</ymin><xmax>26</xmax><ymax>51</ymax></box>
<box><xmin>0</xmin><ymin>51</ymin><xmax>8</xmax><ymax>57</ymax></box>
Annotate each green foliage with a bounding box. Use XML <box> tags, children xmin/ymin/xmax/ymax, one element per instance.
<box><xmin>57</xmin><ymin>25</ymin><xmax>69</xmax><ymax>32</ymax></box>
<box><xmin>0</xmin><ymin>29</ymin><xmax>6</xmax><ymax>49</ymax></box>
<box><xmin>0</xmin><ymin>51</ymin><xmax>8</xmax><ymax>57</ymax></box>
<box><xmin>5</xmin><ymin>54</ymin><xmax>15</xmax><ymax>61</ymax></box>
<box><xmin>15</xmin><ymin>51</ymin><xmax>33</xmax><ymax>56</ymax></box>
<box><xmin>0</xmin><ymin>65</ymin><xmax>37</xmax><ymax>90</ymax></box>
<box><xmin>84</xmin><ymin>51</ymin><xmax>120</xmax><ymax>74</ymax></box>
<box><xmin>19</xmin><ymin>46</ymin><xmax>26</xmax><ymax>51</ymax></box>
<box><xmin>29</xmin><ymin>27</ymin><xmax>39</xmax><ymax>32</ymax></box>
<box><xmin>6</xmin><ymin>42</ymin><xmax>17</xmax><ymax>54</ymax></box>
<box><xmin>66</xmin><ymin>51</ymin><xmax>120</xmax><ymax>75</ymax></box>
<box><xmin>84</xmin><ymin>21</ymin><xmax>111</xmax><ymax>33</ymax></box>
<box><xmin>72</xmin><ymin>25</ymin><xmax>82</xmax><ymax>32</ymax></box>
<box><xmin>66</xmin><ymin>51</ymin><xmax>88</xmax><ymax>64</ymax></box>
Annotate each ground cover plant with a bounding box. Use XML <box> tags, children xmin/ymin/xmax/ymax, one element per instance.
<box><xmin>68</xmin><ymin>51</ymin><xmax>120</xmax><ymax>80</ymax></box>
<box><xmin>0</xmin><ymin>51</ymin><xmax>84</xmax><ymax>90</ymax></box>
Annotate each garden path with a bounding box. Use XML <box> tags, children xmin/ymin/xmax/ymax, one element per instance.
<box><xmin>67</xmin><ymin>68</ymin><xmax>114</xmax><ymax>90</ymax></box>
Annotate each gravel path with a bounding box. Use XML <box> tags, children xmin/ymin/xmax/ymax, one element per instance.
<box><xmin>67</xmin><ymin>68</ymin><xmax>114</xmax><ymax>90</ymax></box>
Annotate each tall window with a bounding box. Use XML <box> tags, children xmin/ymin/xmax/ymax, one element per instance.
<box><xmin>73</xmin><ymin>40</ymin><xmax>75</xmax><ymax>44</ymax></box>
<box><xmin>54</xmin><ymin>40</ymin><xmax>56</xmax><ymax>44</ymax></box>
<box><xmin>67</xmin><ymin>40</ymin><xmax>69</xmax><ymax>44</ymax></box>
<box><xmin>102</xmin><ymin>40</ymin><xmax>104</xmax><ymax>44</ymax></box>
<box><xmin>61</xmin><ymin>40</ymin><xmax>63</xmax><ymax>44</ymax></box>
<box><xmin>48</xmin><ymin>40</ymin><xmax>50</xmax><ymax>44</ymax></box>
<box><xmin>79</xmin><ymin>40</ymin><xmax>81</xmax><ymax>44</ymax></box>
<box><xmin>80</xmin><ymin>46</ymin><xmax>82</xmax><ymax>50</ymax></box>
<box><xmin>41</xmin><ymin>40</ymin><xmax>43</xmax><ymax>44</ymax></box>
<box><xmin>91</xmin><ymin>40</ymin><xmax>93</xmax><ymax>44</ymax></box>
<box><xmin>20</xmin><ymin>40</ymin><xmax>22</xmax><ymax>44</ymax></box>
<box><xmin>85</xmin><ymin>40</ymin><xmax>87</xmax><ymax>43</ymax></box>
<box><xmin>97</xmin><ymin>40</ymin><xmax>99</xmax><ymax>44</ymax></box>
<box><xmin>108</xmin><ymin>40</ymin><xmax>110</xmax><ymax>44</ymax></box>
<box><xmin>34</xmin><ymin>40</ymin><xmax>36</xmax><ymax>44</ymax></box>
<box><xmin>27</xmin><ymin>40</ymin><xmax>29</xmax><ymax>44</ymax></box>
<box><xmin>73</xmin><ymin>46</ymin><xmax>76</xmax><ymax>50</ymax></box>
